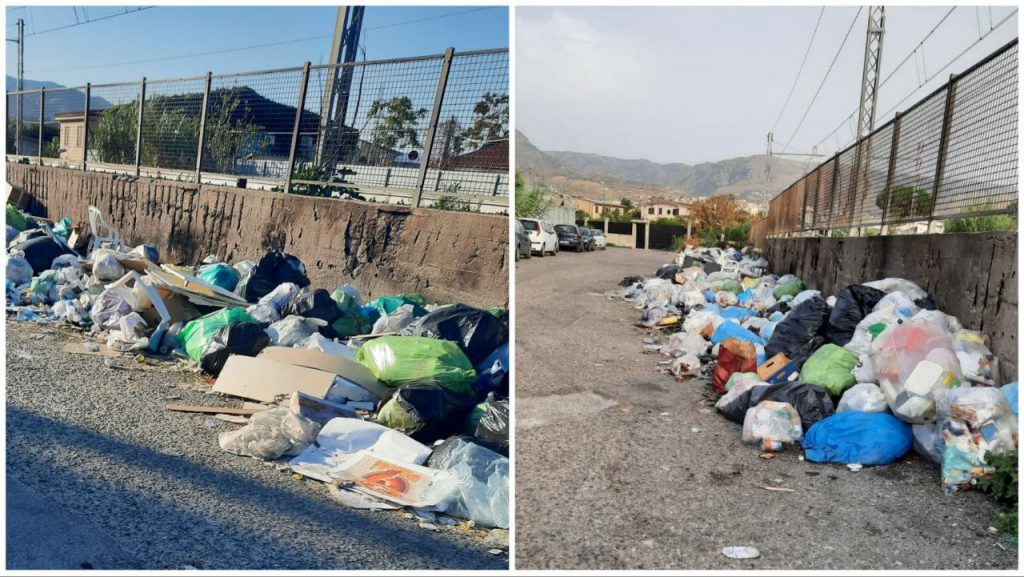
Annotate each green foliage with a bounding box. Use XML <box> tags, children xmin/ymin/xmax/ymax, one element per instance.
<box><xmin>605</xmin><ymin>207</ymin><xmax>639</xmax><ymax>222</ymax></box>
<box><xmin>697</xmin><ymin>222</ymin><xmax>749</xmax><ymax>246</ymax></box>
<box><xmin>876</xmin><ymin>184</ymin><xmax>933</xmax><ymax>219</ymax></box>
<box><xmin>460</xmin><ymin>92</ymin><xmax>508</xmax><ymax>149</ymax></box>
<box><xmin>668</xmin><ymin>235</ymin><xmax>687</xmax><ymax>252</ymax></box>
<box><xmin>203</xmin><ymin>89</ymin><xmax>265</xmax><ymax>173</ymax></box>
<box><xmin>432</xmin><ymin>195</ymin><xmax>480</xmax><ymax>213</ymax></box>
<box><xmin>514</xmin><ymin>171</ymin><xmax>555</xmax><ymax>218</ymax></box>
<box><xmin>650</xmin><ymin>216</ymin><xmax>684</xmax><ymax>226</ymax></box>
<box><xmin>830</xmin><ymin>228</ymin><xmax>850</xmax><ymax>238</ymax></box>
<box><xmin>43</xmin><ymin>136</ymin><xmax>60</xmax><ymax>159</ymax></box>
<box><xmin>943</xmin><ymin>203</ymin><xmax>1017</xmax><ymax>233</ymax></box>
<box><xmin>91</xmin><ymin>102</ymin><xmax>139</xmax><ymax>164</ymax></box>
<box><xmin>139</xmin><ymin>97</ymin><xmax>200</xmax><ymax>169</ymax></box>
<box><xmin>575</xmin><ymin>209</ymin><xmax>589</xmax><ymax>223</ymax></box>
<box><xmin>367</xmin><ymin>96</ymin><xmax>427</xmax><ymax>157</ymax></box>
<box><xmin>977</xmin><ymin>451</ymin><xmax>1019</xmax><ymax>536</ymax></box>
<box><xmin>282</xmin><ymin>165</ymin><xmax>363</xmax><ymax>200</ymax></box>
<box><xmin>620</xmin><ymin>198</ymin><xmax>634</xmax><ymax>209</ymax></box>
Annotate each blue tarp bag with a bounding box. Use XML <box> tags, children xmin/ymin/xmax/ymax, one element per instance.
<box><xmin>1001</xmin><ymin>382</ymin><xmax>1018</xmax><ymax>416</ymax></box>
<box><xmin>803</xmin><ymin>412</ymin><xmax>912</xmax><ymax>466</ymax></box>
<box><xmin>710</xmin><ymin>320</ymin><xmax>765</xmax><ymax>346</ymax></box>
<box><xmin>720</xmin><ymin>306</ymin><xmax>754</xmax><ymax>322</ymax></box>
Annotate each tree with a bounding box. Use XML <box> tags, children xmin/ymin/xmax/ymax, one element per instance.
<box><xmin>689</xmin><ymin>195</ymin><xmax>749</xmax><ymax>246</ymax></box>
<box><xmin>943</xmin><ymin>202</ymin><xmax>1017</xmax><ymax>233</ymax></box>
<box><xmin>876</xmin><ymin>184</ymin><xmax>933</xmax><ymax>220</ymax></box>
<box><xmin>367</xmin><ymin>96</ymin><xmax>427</xmax><ymax>162</ymax></box>
<box><xmin>514</xmin><ymin>170</ymin><xmax>555</xmax><ymax>218</ymax></box>
<box><xmin>203</xmin><ymin>89</ymin><xmax>265</xmax><ymax>173</ymax></box>
<box><xmin>575</xmin><ymin>209</ymin><xmax>589</xmax><ymax>223</ymax></box>
<box><xmin>139</xmin><ymin>97</ymin><xmax>200</xmax><ymax>170</ymax></box>
<box><xmin>91</xmin><ymin>102</ymin><xmax>139</xmax><ymax>165</ymax></box>
<box><xmin>43</xmin><ymin>136</ymin><xmax>60</xmax><ymax>158</ymax></box>
<box><xmin>620</xmin><ymin>198</ymin><xmax>634</xmax><ymax>210</ymax></box>
<box><xmin>460</xmin><ymin>92</ymin><xmax>508</xmax><ymax>150</ymax></box>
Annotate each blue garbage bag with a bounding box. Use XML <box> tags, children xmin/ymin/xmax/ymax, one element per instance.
<box><xmin>704</xmin><ymin>290</ymin><xmax>715</xmax><ymax>303</ymax></box>
<box><xmin>471</xmin><ymin>342</ymin><xmax>509</xmax><ymax>400</ymax></box>
<box><xmin>1001</xmin><ymin>382</ymin><xmax>1018</xmax><ymax>416</ymax></box>
<box><xmin>197</xmin><ymin>263</ymin><xmax>240</xmax><ymax>292</ymax></box>
<box><xmin>720</xmin><ymin>306</ymin><xmax>754</xmax><ymax>322</ymax></box>
<box><xmin>710</xmin><ymin>320</ymin><xmax>765</xmax><ymax>346</ymax></box>
<box><xmin>736</xmin><ymin>290</ymin><xmax>752</xmax><ymax>303</ymax></box>
<box><xmin>803</xmin><ymin>412</ymin><xmax>912</xmax><ymax>466</ymax></box>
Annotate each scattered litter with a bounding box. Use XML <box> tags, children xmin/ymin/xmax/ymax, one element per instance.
<box><xmin>761</xmin><ymin>486</ymin><xmax>796</xmax><ymax>493</ymax></box>
<box><xmin>846</xmin><ymin>463</ymin><xmax>863</xmax><ymax>472</ymax></box>
<box><xmin>418</xmin><ymin>522</ymin><xmax>439</xmax><ymax>531</ymax></box>
<box><xmin>722</xmin><ymin>546</ymin><xmax>760</xmax><ymax>560</ymax></box>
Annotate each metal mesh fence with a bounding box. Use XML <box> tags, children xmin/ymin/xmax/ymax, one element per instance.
<box><xmin>763</xmin><ymin>39</ymin><xmax>1017</xmax><ymax>237</ymax></box>
<box><xmin>5</xmin><ymin>48</ymin><xmax>509</xmax><ymax>208</ymax></box>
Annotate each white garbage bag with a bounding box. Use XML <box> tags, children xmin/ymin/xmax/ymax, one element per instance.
<box><xmin>91</xmin><ymin>248</ymin><xmax>125</xmax><ymax>281</ymax></box>
<box><xmin>219</xmin><ymin>407</ymin><xmax>320</xmax><ymax>460</ymax></box>
<box><xmin>836</xmin><ymin>383</ymin><xmax>888</xmax><ymax>413</ymax></box>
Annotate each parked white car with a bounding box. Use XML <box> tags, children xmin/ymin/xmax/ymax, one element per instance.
<box><xmin>519</xmin><ymin>218</ymin><xmax>559</xmax><ymax>256</ymax></box>
<box><xmin>590</xmin><ymin>228</ymin><xmax>607</xmax><ymax>250</ymax></box>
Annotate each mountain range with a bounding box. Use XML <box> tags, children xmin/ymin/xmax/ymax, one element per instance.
<box><xmin>6</xmin><ymin>76</ymin><xmax>112</xmax><ymax>121</ymax></box>
<box><xmin>516</xmin><ymin>130</ymin><xmax>809</xmax><ymax>203</ymax></box>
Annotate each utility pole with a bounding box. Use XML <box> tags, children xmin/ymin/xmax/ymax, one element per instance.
<box><xmin>856</xmin><ymin>7</ymin><xmax>886</xmax><ymax>138</ymax></box>
<box><xmin>764</xmin><ymin>132</ymin><xmax>773</xmax><ymax>217</ymax></box>
<box><xmin>315</xmin><ymin>6</ymin><xmax>365</xmax><ymax>170</ymax></box>
<box><xmin>8</xmin><ymin>19</ymin><xmax>24</xmax><ymax>154</ymax></box>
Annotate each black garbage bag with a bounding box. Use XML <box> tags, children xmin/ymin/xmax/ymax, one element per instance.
<box><xmin>14</xmin><ymin>231</ymin><xmax>76</xmax><ymax>275</ymax></box>
<box><xmin>377</xmin><ymin>382</ymin><xmax>477</xmax><ymax>443</ymax></box>
<box><xmin>825</xmin><ymin>284</ymin><xmax>887</xmax><ymax>346</ymax></box>
<box><xmin>284</xmin><ymin>287</ymin><xmax>342</xmax><ymax>325</ymax></box>
<box><xmin>200</xmin><ymin>321</ymin><xmax>271</xmax><ymax>376</ymax></box>
<box><xmin>474</xmin><ymin>398</ymin><xmax>509</xmax><ymax>455</ymax></box>
<box><xmin>748</xmin><ymin>381</ymin><xmax>835</xmax><ymax>433</ymax></box>
<box><xmin>427</xmin><ymin>434</ymin><xmax>506</xmax><ymax>468</ymax></box>
<box><xmin>765</xmin><ymin>300</ymin><xmax>792</xmax><ymax>316</ymax></box>
<box><xmin>240</xmin><ymin>251</ymin><xmax>310</xmax><ymax>303</ymax></box>
<box><xmin>656</xmin><ymin>264</ymin><xmax>680</xmax><ymax>280</ymax></box>
<box><xmin>764</xmin><ymin>296</ymin><xmax>831</xmax><ymax>367</ymax></box>
<box><xmin>717</xmin><ymin>381</ymin><xmax>835</xmax><ymax>433</ymax></box>
<box><xmin>410</xmin><ymin>304</ymin><xmax>508</xmax><ymax>366</ymax></box>
<box><xmin>914</xmin><ymin>293</ymin><xmax>937</xmax><ymax>311</ymax></box>
<box><xmin>619</xmin><ymin>275</ymin><xmax>643</xmax><ymax>287</ymax></box>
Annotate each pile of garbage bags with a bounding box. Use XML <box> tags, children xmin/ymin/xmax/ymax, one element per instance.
<box><xmin>610</xmin><ymin>244</ymin><xmax>1017</xmax><ymax>494</ymax></box>
<box><xmin>5</xmin><ymin>202</ymin><xmax>510</xmax><ymax>529</ymax></box>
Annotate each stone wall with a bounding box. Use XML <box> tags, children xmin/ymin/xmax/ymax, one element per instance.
<box><xmin>766</xmin><ymin>233</ymin><xmax>1018</xmax><ymax>381</ymax></box>
<box><xmin>7</xmin><ymin>164</ymin><xmax>509</xmax><ymax>308</ymax></box>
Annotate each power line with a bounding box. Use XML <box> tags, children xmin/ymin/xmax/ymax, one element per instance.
<box><xmin>25</xmin><ymin>7</ymin><xmax>154</xmax><ymax>38</ymax></box>
<box><xmin>811</xmin><ymin>7</ymin><xmax>1015</xmax><ymax>154</ymax></box>
<box><xmin>878</xmin><ymin>8</ymin><xmax>1018</xmax><ymax>119</ymax></box>
<box><xmin>771</xmin><ymin>6</ymin><xmax>825</xmax><ymax>133</ymax></box>
<box><xmin>780</xmin><ymin>6</ymin><xmax>863</xmax><ymax>153</ymax></box>
<box><xmin>25</xmin><ymin>6</ymin><xmax>499</xmax><ymax>74</ymax></box>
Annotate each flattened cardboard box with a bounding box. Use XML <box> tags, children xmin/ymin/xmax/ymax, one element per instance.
<box><xmin>213</xmin><ymin>356</ymin><xmax>337</xmax><ymax>403</ymax></box>
<box><xmin>257</xmin><ymin>346</ymin><xmax>393</xmax><ymax>401</ymax></box>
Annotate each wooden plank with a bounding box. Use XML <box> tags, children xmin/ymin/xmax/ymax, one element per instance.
<box><xmin>164</xmin><ymin>404</ymin><xmax>265</xmax><ymax>416</ymax></box>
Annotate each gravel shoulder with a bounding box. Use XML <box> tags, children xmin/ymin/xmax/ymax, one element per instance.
<box><xmin>513</xmin><ymin>246</ymin><xmax>1017</xmax><ymax>571</ymax></box>
<box><xmin>5</xmin><ymin>322</ymin><xmax>507</xmax><ymax>570</ymax></box>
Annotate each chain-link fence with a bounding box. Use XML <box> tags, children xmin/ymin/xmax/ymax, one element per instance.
<box><xmin>5</xmin><ymin>47</ymin><xmax>510</xmax><ymax>209</ymax></box>
<box><xmin>763</xmin><ymin>39</ymin><xmax>1017</xmax><ymax>238</ymax></box>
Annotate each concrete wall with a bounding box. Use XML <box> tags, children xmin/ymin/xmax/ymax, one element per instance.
<box><xmin>765</xmin><ymin>233</ymin><xmax>1018</xmax><ymax>381</ymax></box>
<box><xmin>7</xmin><ymin>164</ymin><xmax>509</xmax><ymax>308</ymax></box>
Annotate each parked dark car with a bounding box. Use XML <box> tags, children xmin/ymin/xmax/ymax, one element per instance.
<box><xmin>579</xmin><ymin>227</ymin><xmax>596</xmax><ymax>251</ymax></box>
<box><xmin>515</xmin><ymin>219</ymin><xmax>531</xmax><ymax>261</ymax></box>
<box><xmin>555</xmin><ymin>224</ymin><xmax>587</xmax><ymax>252</ymax></box>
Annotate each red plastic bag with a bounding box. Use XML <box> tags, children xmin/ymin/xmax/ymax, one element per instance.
<box><xmin>713</xmin><ymin>338</ymin><xmax>758</xmax><ymax>394</ymax></box>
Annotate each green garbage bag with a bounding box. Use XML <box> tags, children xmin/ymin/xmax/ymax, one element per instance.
<box><xmin>197</xmin><ymin>263</ymin><xmax>240</xmax><ymax>292</ymax></box>
<box><xmin>330</xmin><ymin>286</ymin><xmax>361</xmax><ymax>314</ymax></box>
<box><xmin>6</xmin><ymin>204</ymin><xmax>28</xmax><ymax>232</ymax></box>
<box><xmin>29</xmin><ymin>270</ymin><xmax>59</xmax><ymax>298</ymax></box>
<box><xmin>366</xmin><ymin>294</ymin><xmax>427</xmax><ymax>316</ymax></box>
<box><xmin>725</xmin><ymin>371</ymin><xmax>760</xmax><ymax>392</ymax></box>
<box><xmin>356</xmin><ymin>335</ymin><xmax>476</xmax><ymax>395</ymax></box>
<box><xmin>177</xmin><ymin>307</ymin><xmax>252</xmax><ymax>361</ymax></box>
<box><xmin>799</xmin><ymin>343</ymin><xmax>858</xmax><ymax>396</ymax></box>
<box><xmin>465</xmin><ymin>400</ymin><xmax>490</xmax><ymax>435</ymax></box>
<box><xmin>53</xmin><ymin>217</ymin><xmax>72</xmax><ymax>239</ymax></box>
<box><xmin>331</xmin><ymin>310</ymin><xmax>374</xmax><ymax>338</ymax></box>
<box><xmin>773</xmin><ymin>278</ymin><xmax>806</xmax><ymax>300</ymax></box>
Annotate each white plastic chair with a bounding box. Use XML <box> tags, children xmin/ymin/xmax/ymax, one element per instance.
<box><xmin>88</xmin><ymin>205</ymin><xmax>125</xmax><ymax>254</ymax></box>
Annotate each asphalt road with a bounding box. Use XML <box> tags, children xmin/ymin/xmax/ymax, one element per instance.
<box><xmin>5</xmin><ymin>321</ymin><xmax>506</xmax><ymax>570</ymax></box>
<box><xmin>513</xmin><ymin>246</ymin><xmax>1017</xmax><ymax>570</ymax></box>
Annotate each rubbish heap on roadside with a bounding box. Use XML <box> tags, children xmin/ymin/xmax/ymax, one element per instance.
<box><xmin>610</xmin><ymin>244</ymin><xmax>1018</xmax><ymax>494</ymax></box>
<box><xmin>5</xmin><ymin>203</ymin><xmax>509</xmax><ymax>535</ymax></box>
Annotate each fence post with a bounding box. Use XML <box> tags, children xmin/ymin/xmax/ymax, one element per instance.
<box><xmin>800</xmin><ymin>169</ymin><xmax>813</xmax><ymax>234</ymax></box>
<box><xmin>82</xmin><ymin>83</ymin><xmax>91</xmax><ymax>171</ymax></box>
<box><xmin>413</xmin><ymin>47</ymin><xmax>455</xmax><ymax>209</ymax></box>
<box><xmin>15</xmin><ymin>88</ymin><xmax>21</xmax><ymax>156</ymax></box>
<box><xmin>285</xmin><ymin>62</ymin><xmax>311</xmax><ymax>195</ymax></box>
<box><xmin>135</xmin><ymin>78</ymin><xmax>146</xmax><ymax>176</ymax></box>
<box><xmin>37</xmin><ymin>87</ymin><xmax>44</xmax><ymax>165</ymax></box>
<box><xmin>879</xmin><ymin>113</ymin><xmax>901</xmax><ymax>235</ymax></box>
<box><xmin>194</xmin><ymin>71</ymin><xmax>212</xmax><ymax>183</ymax></box>
<box><xmin>928</xmin><ymin>74</ymin><xmax>958</xmax><ymax>233</ymax></box>
<box><xmin>825</xmin><ymin>153</ymin><xmax>840</xmax><ymax>237</ymax></box>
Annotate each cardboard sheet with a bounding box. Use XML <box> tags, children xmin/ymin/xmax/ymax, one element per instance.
<box><xmin>257</xmin><ymin>346</ymin><xmax>393</xmax><ymax>401</ymax></box>
<box><xmin>212</xmin><ymin>356</ymin><xmax>337</xmax><ymax>402</ymax></box>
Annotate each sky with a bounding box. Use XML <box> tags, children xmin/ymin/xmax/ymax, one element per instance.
<box><xmin>5</xmin><ymin>5</ymin><xmax>508</xmax><ymax>85</ymax></box>
<box><xmin>517</xmin><ymin>6</ymin><xmax>1018</xmax><ymax>164</ymax></box>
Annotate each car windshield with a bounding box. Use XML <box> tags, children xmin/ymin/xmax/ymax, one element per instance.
<box><xmin>520</xmin><ymin>219</ymin><xmax>537</xmax><ymax>230</ymax></box>
<box><xmin>592</xmin><ymin>230</ymin><xmax>603</xmax><ymax>236</ymax></box>
<box><xmin>555</xmin><ymin>225</ymin><xmax>576</xmax><ymax>233</ymax></box>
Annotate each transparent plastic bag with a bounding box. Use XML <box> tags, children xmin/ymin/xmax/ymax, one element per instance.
<box><xmin>836</xmin><ymin>383</ymin><xmax>888</xmax><ymax>413</ymax></box>
<box><xmin>259</xmin><ymin>282</ymin><xmax>300</xmax><ymax>314</ymax></box>
<box><xmin>870</xmin><ymin>319</ymin><xmax>961</xmax><ymax>423</ymax></box>
<box><xmin>218</xmin><ymin>407</ymin><xmax>321</xmax><ymax>460</ymax></box>
<box><xmin>90</xmin><ymin>287</ymin><xmax>135</xmax><ymax>329</ymax></box>
<box><xmin>662</xmin><ymin>331</ymin><xmax>709</xmax><ymax>357</ymax></box>
<box><xmin>863</xmin><ymin>278</ymin><xmax>929</xmax><ymax>301</ymax></box>
<box><xmin>106</xmin><ymin>312</ymin><xmax>150</xmax><ymax>352</ymax></box>
<box><xmin>934</xmin><ymin>387</ymin><xmax>1018</xmax><ymax>456</ymax></box>
<box><xmin>266</xmin><ymin>315</ymin><xmax>326</xmax><ymax>347</ymax></box>
<box><xmin>372</xmin><ymin>304</ymin><xmax>417</xmax><ymax>335</ymax></box>
<box><xmin>742</xmin><ymin>401</ymin><xmax>802</xmax><ymax>451</ymax></box>
<box><xmin>671</xmin><ymin>352</ymin><xmax>701</xmax><ymax>378</ymax></box>
<box><xmin>952</xmin><ymin>330</ymin><xmax>1000</xmax><ymax>386</ymax></box>
<box><xmin>428</xmin><ymin>437</ymin><xmax>509</xmax><ymax>528</ymax></box>
<box><xmin>91</xmin><ymin>248</ymin><xmax>125</xmax><ymax>281</ymax></box>
<box><xmin>911</xmin><ymin>422</ymin><xmax>945</xmax><ymax>463</ymax></box>
<box><xmin>6</xmin><ymin>257</ymin><xmax>33</xmax><ymax>286</ymax></box>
